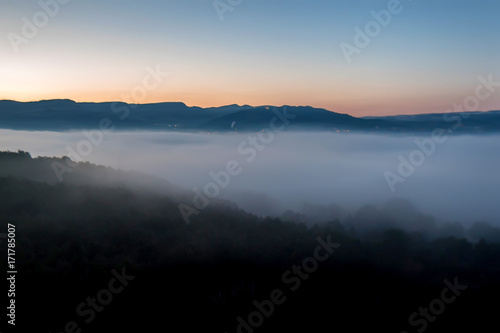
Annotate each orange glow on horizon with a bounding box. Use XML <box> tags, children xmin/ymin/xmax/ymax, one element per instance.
<box><xmin>1</xmin><ymin>83</ymin><xmax>499</xmax><ymax>118</ymax></box>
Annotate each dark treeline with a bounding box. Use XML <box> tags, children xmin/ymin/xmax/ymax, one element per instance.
<box><xmin>1</xmin><ymin>151</ymin><xmax>499</xmax><ymax>332</ymax></box>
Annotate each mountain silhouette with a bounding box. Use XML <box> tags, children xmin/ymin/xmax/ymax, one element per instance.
<box><xmin>1</xmin><ymin>99</ymin><xmax>499</xmax><ymax>133</ymax></box>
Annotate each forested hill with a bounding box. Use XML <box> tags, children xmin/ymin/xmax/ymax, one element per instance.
<box><xmin>1</xmin><ymin>150</ymin><xmax>500</xmax><ymax>331</ymax></box>
<box><xmin>1</xmin><ymin>150</ymin><xmax>499</xmax><ymax>241</ymax></box>
<box><xmin>0</xmin><ymin>150</ymin><xmax>182</xmax><ymax>197</ymax></box>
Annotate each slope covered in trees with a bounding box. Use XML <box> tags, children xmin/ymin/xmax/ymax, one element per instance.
<box><xmin>0</xmin><ymin>151</ymin><xmax>499</xmax><ymax>332</ymax></box>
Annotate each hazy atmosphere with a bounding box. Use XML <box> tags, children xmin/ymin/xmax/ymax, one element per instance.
<box><xmin>1</xmin><ymin>129</ymin><xmax>498</xmax><ymax>224</ymax></box>
<box><xmin>2</xmin><ymin>0</ymin><xmax>500</xmax><ymax>332</ymax></box>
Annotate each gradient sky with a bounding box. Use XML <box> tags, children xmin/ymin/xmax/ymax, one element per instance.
<box><xmin>1</xmin><ymin>0</ymin><xmax>499</xmax><ymax>116</ymax></box>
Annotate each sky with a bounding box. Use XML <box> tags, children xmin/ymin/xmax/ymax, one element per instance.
<box><xmin>0</xmin><ymin>0</ymin><xmax>499</xmax><ymax>116</ymax></box>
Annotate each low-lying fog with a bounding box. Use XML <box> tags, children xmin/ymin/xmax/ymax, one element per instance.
<box><xmin>1</xmin><ymin>129</ymin><xmax>499</xmax><ymax>226</ymax></box>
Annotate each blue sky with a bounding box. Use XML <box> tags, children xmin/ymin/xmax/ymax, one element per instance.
<box><xmin>1</xmin><ymin>0</ymin><xmax>499</xmax><ymax>116</ymax></box>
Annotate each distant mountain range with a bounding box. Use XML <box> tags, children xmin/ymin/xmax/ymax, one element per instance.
<box><xmin>1</xmin><ymin>99</ymin><xmax>499</xmax><ymax>133</ymax></box>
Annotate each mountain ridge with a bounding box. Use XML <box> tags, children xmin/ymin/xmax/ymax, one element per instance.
<box><xmin>1</xmin><ymin>99</ymin><xmax>499</xmax><ymax>133</ymax></box>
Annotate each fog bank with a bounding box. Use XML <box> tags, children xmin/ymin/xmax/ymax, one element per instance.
<box><xmin>1</xmin><ymin>129</ymin><xmax>498</xmax><ymax>225</ymax></box>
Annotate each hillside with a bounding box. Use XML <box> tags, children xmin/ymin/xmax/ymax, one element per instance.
<box><xmin>1</xmin><ymin>150</ymin><xmax>500</xmax><ymax>331</ymax></box>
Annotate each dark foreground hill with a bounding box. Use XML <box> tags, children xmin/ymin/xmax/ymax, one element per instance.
<box><xmin>1</xmin><ymin>99</ymin><xmax>499</xmax><ymax>133</ymax></box>
<box><xmin>0</xmin><ymin>150</ymin><xmax>184</xmax><ymax>197</ymax></box>
<box><xmin>0</xmin><ymin>151</ymin><xmax>499</xmax><ymax>332</ymax></box>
